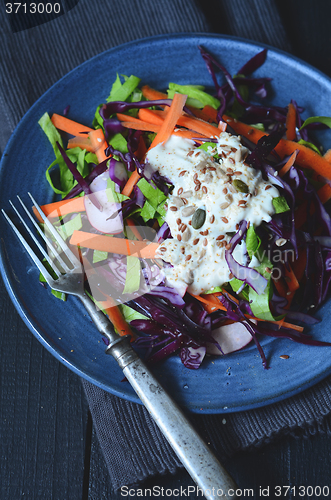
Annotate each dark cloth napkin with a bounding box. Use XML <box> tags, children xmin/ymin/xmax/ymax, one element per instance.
<box><xmin>2</xmin><ymin>0</ymin><xmax>331</xmax><ymax>491</ymax></box>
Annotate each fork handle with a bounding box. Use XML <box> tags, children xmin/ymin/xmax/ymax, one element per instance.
<box><xmin>79</xmin><ymin>293</ymin><xmax>238</xmax><ymax>499</ymax></box>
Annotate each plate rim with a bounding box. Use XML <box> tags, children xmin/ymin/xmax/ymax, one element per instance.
<box><xmin>2</xmin><ymin>32</ymin><xmax>331</xmax><ymax>414</ymax></box>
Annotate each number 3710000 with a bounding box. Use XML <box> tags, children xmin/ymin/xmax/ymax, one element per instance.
<box><xmin>6</xmin><ymin>3</ymin><xmax>61</xmax><ymax>14</ymax></box>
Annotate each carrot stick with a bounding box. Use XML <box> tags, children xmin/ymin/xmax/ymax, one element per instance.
<box><xmin>98</xmin><ymin>293</ymin><xmax>135</xmax><ymax>339</ymax></box>
<box><xmin>121</xmin><ymin>169</ymin><xmax>141</xmax><ymax>197</ymax></box>
<box><xmin>88</xmin><ymin>129</ymin><xmax>109</xmax><ymax>163</ymax></box>
<box><xmin>284</xmin><ymin>263</ymin><xmax>300</xmax><ymax>293</ymax></box>
<box><xmin>188</xmin><ymin>105</ymin><xmax>217</xmax><ymax>123</ymax></box>
<box><xmin>202</xmin><ymin>105</ymin><xmax>218</xmax><ymax>123</ymax></box>
<box><xmin>149</xmin><ymin>93</ymin><xmax>187</xmax><ymax>150</ymax></box>
<box><xmin>51</xmin><ymin>114</ymin><xmax>93</xmax><ymax>136</ymax></box>
<box><xmin>278</xmin><ymin>150</ymin><xmax>298</xmax><ymax>177</ymax></box>
<box><xmin>324</xmin><ymin>149</ymin><xmax>331</xmax><ymax>163</ymax></box>
<box><xmin>141</xmin><ymin>85</ymin><xmax>168</xmax><ymax>101</ymax></box>
<box><xmin>138</xmin><ymin>108</ymin><xmax>164</xmax><ymax>126</ymax></box>
<box><xmin>223</xmin><ymin>114</ymin><xmax>331</xmax><ymax>181</ymax></box>
<box><xmin>67</xmin><ymin>136</ymin><xmax>94</xmax><ymax>152</ymax></box>
<box><xmin>285</xmin><ymin>103</ymin><xmax>297</xmax><ymax>141</ymax></box>
<box><xmin>33</xmin><ymin>196</ymin><xmax>85</xmax><ymax>222</ymax></box>
<box><xmin>119</xmin><ymin>120</ymin><xmax>161</xmax><ymax>133</ymax></box>
<box><xmin>70</xmin><ymin>230</ymin><xmax>159</xmax><ymax>258</ymax></box>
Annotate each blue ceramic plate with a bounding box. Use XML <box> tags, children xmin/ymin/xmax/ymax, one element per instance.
<box><xmin>1</xmin><ymin>34</ymin><xmax>331</xmax><ymax>414</ymax></box>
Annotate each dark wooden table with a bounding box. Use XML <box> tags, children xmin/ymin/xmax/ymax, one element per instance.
<box><xmin>2</xmin><ymin>269</ymin><xmax>331</xmax><ymax>499</ymax></box>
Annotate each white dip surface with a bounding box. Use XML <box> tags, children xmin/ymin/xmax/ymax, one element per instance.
<box><xmin>146</xmin><ymin>132</ymin><xmax>279</xmax><ymax>295</ymax></box>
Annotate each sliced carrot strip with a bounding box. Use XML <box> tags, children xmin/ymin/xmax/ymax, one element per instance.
<box><xmin>51</xmin><ymin>114</ymin><xmax>93</xmax><ymax>136</ymax></box>
<box><xmin>202</xmin><ymin>105</ymin><xmax>218</xmax><ymax>123</ymax></box>
<box><xmin>119</xmin><ymin>121</ymin><xmax>161</xmax><ymax>133</ymax></box>
<box><xmin>188</xmin><ymin>105</ymin><xmax>217</xmax><ymax>123</ymax></box>
<box><xmin>88</xmin><ymin>129</ymin><xmax>108</xmax><ymax>163</ymax></box>
<box><xmin>324</xmin><ymin>149</ymin><xmax>331</xmax><ymax>163</ymax></box>
<box><xmin>121</xmin><ymin>169</ymin><xmax>141</xmax><ymax>197</ymax></box>
<box><xmin>141</xmin><ymin>85</ymin><xmax>168</xmax><ymax>101</ymax></box>
<box><xmin>138</xmin><ymin>108</ymin><xmax>164</xmax><ymax>126</ymax></box>
<box><xmin>278</xmin><ymin>150</ymin><xmax>298</xmax><ymax>177</ymax></box>
<box><xmin>285</xmin><ymin>103</ymin><xmax>297</xmax><ymax>141</ymax></box>
<box><xmin>33</xmin><ymin>196</ymin><xmax>85</xmax><ymax>222</ymax></box>
<box><xmin>98</xmin><ymin>293</ymin><xmax>135</xmax><ymax>339</ymax></box>
<box><xmin>284</xmin><ymin>263</ymin><xmax>300</xmax><ymax>293</ymax></box>
<box><xmin>67</xmin><ymin>136</ymin><xmax>94</xmax><ymax>152</ymax></box>
<box><xmin>70</xmin><ymin>230</ymin><xmax>159</xmax><ymax>258</ymax></box>
<box><xmin>223</xmin><ymin>114</ymin><xmax>331</xmax><ymax>181</ymax></box>
<box><xmin>149</xmin><ymin>93</ymin><xmax>187</xmax><ymax>150</ymax></box>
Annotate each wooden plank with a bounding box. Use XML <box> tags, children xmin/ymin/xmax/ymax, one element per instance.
<box><xmin>0</xmin><ymin>276</ymin><xmax>89</xmax><ymax>499</ymax></box>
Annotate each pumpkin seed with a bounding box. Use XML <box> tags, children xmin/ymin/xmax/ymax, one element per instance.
<box><xmin>191</xmin><ymin>208</ymin><xmax>206</xmax><ymax>229</ymax></box>
<box><xmin>233</xmin><ymin>179</ymin><xmax>249</xmax><ymax>193</ymax></box>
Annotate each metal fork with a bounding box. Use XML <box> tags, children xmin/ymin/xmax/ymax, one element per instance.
<box><xmin>2</xmin><ymin>193</ymin><xmax>238</xmax><ymax>499</ymax></box>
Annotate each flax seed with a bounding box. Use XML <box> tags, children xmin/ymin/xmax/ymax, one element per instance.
<box><xmin>221</xmin><ymin>217</ymin><xmax>229</xmax><ymax>223</ymax></box>
<box><xmin>228</xmin><ymin>158</ymin><xmax>235</xmax><ymax>165</ymax></box>
<box><xmin>223</xmin><ymin>187</ymin><xmax>228</xmax><ymax>194</ymax></box>
<box><xmin>187</xmin><ymin>151</ymin><xmax>194</xmax><ymax>157</ymax></box>
<box><xmin>225</xmin><ymin>243</ymin><xmax>232</xmax><ymax>250</ymax></box>
<box><xmin>170</xmin><ymin>206</ymin><xmax>177</xmax><ymax>211</ymax></box>
<box><xmin>200</xmin><ymin>230</ymin><xmax>209</xmax><ymax>236</ymax></box>
<box><xmin>176</xmin><ymin>218</ymin><xmax>181</xmax><ymax>225</ymax></box>
<box><xmin>227</xmin><ymin>168</ymin><xmax>234</xmax><ymax>174</ymax></box>
<box><xmin>177</xmin><ymin>187</ymin><xmax>183</xmax><ymax>195</ymax></box>
<box><xmin>216</xmin><ymin>235</ymin><xmax>225</xmax><ymax>240</ymax></box>
<box><xmin>181</xmin><ymin>247</ymin><xmax>185</xmax><ymax>254</ymax></box>
<box><xmin>238</xmin><ymin>200</ymin><xmax>246</xmax><ymax>206</ymax></box>
<box><xmin>203</xmin><ymin>238</ymin><xmax>208</xmax><ymax>246</ymax></box>
<box><xmin>220</xmin><ymin>202</ymin><xmax>230</xmax><ymax>209</ymax></box>
<box><xmin>265</xmin><ymin>185</ymin><xmax>272</xmax><ymax>190</ymax></box>
<box><xmin>201</xmin><ymin>167</ymin><xmax>207</xmax><ymax>174</ymax></box>
<box><xmin>202</xmin><ymin>186</ymin><xmax>208</xmax><ymax>194</ymax></box>
<box><xmin>234</xmin><ymin>171</ymin><xmax>242</xmax><ymax>175</ymax></box>
<box><xmin>280</xmin><ymin>354</ymin><xmax>290</xmax><ymax>359</ymax></box>
<box><xmin>193</xmin><ymin>173</ymin><xmax>198</xmax><ymax>181</ymax></box>
<box><xmin>179</xmin><ymin>170</ymin><xmax>187</xmax><ymax>177</ymax></box>
<box><xmin>159</xmin><ymin>247</ymin><xmax>166</xmax><ymax>252</ymax></box>
<box><xmin>185</xmin><ymin>254</ymin><xmax>192</xmax><ymax>261</ymax></box>
<box><xmin>182</xmin><ymin>198</ymin><xmax>188</xmax><ymax>204</ymax></box>
<box><xmin>181</xmin><ymin>224</ymin><xmax>187</xmax><ymax>233</ymax></box>
<box><xmin>177</xmin><ymin>234</ymin><xmax>182</xmax><ymax>241</ymax></box>
<box><xmin>208</xmin><ymin>166</ymin><xmax>216</xmax><ymax>171</ymax></box>
<box><xmin>193</xmin><ymin>238</ymin><xmax>199</xmax><ymax>245</ymax></box>
<box><xmin>194</xmin><ymin>184</ymin><xmax>201</xmax><ymax>191</ymax></box>
<box><xmin>210</xmin><ymin>215</ymin><xmax>215</xmax><ymax>224</ymax></box>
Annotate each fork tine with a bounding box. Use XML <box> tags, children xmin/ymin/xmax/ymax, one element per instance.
<box><xmin>1</xmin><ymin>208</ymin><xmax>55</xmax><ymax>285</ymax></box>
<box><xmin>16</xmin><ymin>196</ymin><xmax>70</xmax><ymax>273</ymax></box>
<box><xmin>28</xmin><ymin>192</ymin><xmax>81</xmax><ymax>268</ymax></box>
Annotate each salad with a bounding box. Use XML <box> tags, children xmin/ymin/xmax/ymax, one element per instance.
<box><xmin>37</xmin><ymin>46</ymin><xmax>331</xmax><ymax>370</ymax></box>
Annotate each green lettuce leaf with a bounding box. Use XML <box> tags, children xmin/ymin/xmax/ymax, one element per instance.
<box><xmin>56</xmin><ymin>213</ymin><xmax>82</xmax><ymax>240</ymax></box>
<box><xmin>168</xmin><ymin>83</ymin><xmax>220</xmax><ymax>109</ymax></box>
<box><xmin>300</xmin><ymin>115</ymin><xmax>331</xmax><ymax>130</ymax></box>
<box><xmin>123</xmin><ymin>255</ymin><xmax>141</xmax><ymax>294</ymax></box>
<box><xmin>107</xmin><ymin>74</ymin><xmax>141</xmax><ymax>103</ymax></box>
<box><xmin>297</xmin><ymin>139</ymin><xmax>321</xmax><ymax>155</ymax></box>
<box><xmin>272</xmin><ymin>196</ymin><xmax>290</xmax><ymax>214</ymax></box>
